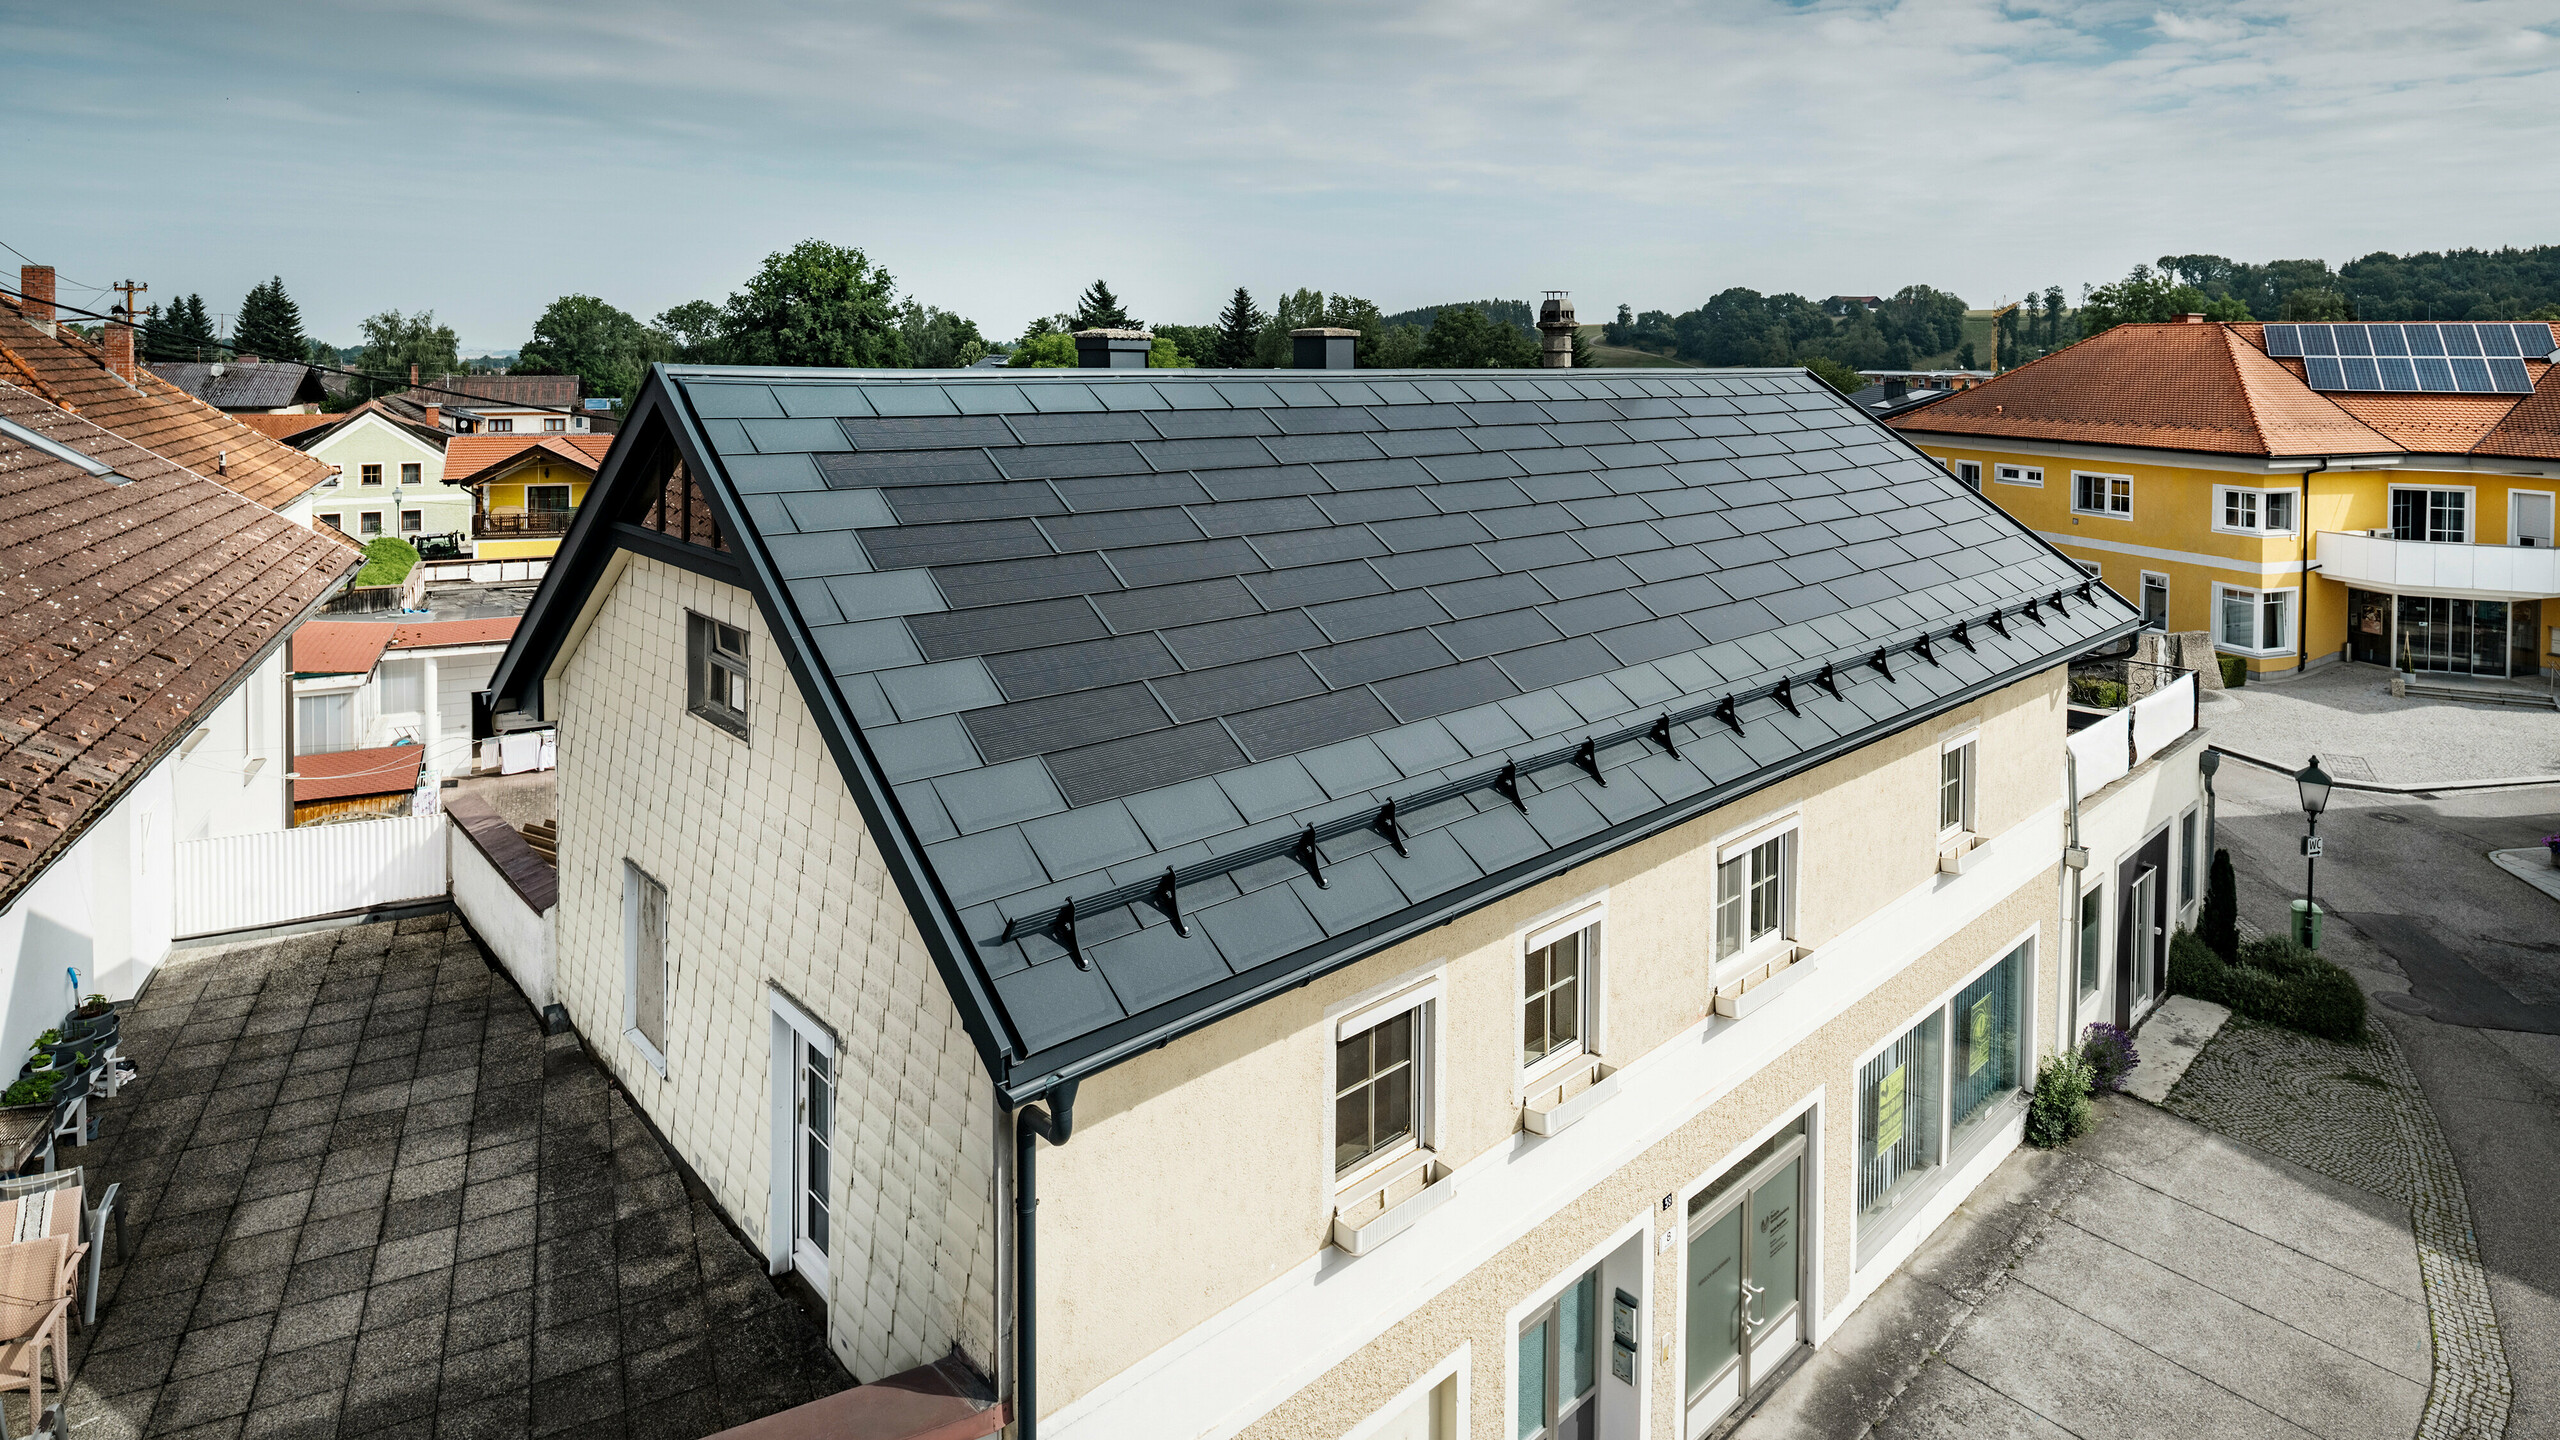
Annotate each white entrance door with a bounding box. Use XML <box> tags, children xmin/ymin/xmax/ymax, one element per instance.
<box><xmin>790</xmin><ymin>1032</ymin><xmax>833</xmax><ymax>1290</ymax></box>
<box><xmin>1684</xmin><ymin>1139</ymin><xmax>1806</xmax><ymax>1437</ymax></box>
<box><xmin>2130</xmin><ymin>869</ymin><xmax>2159</xmax><ymax>1016</ymax></box>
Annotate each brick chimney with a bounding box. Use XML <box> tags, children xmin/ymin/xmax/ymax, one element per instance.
<box><xmin>1537</xmin><ymin>291</ymin><xmax>1578</xmax><ymax>368</ymax></box>
<box><xmin>105</xmin><ymin>307</ymin><xmax>138</xmax><ymax>384</ymax></box>
<box><xmin>1073</xmin><ymin>329</ymin><xmax>1153</xmax><ymax>369</ymax></box>
<box><xmin>2181</xmin><ymin>313</ymin><xmax>2208</xmax><ymax>324</ymax></box>
<box><xmin>1290</xmin><ymin>327</ymin><xmax>1358</xmax><ymax>370</ymax></box>
<box><xmin>424</xmin><ymin>405</ymin><xmax>442</xmax><ymax>427</ymax></box>
<box><xmin>410</xmin><ymin>363</ymin><xmax>420</xmax><ymax>388</ymax></box>
<box><xmin>17</xmin><ymin>266</ymin><xmax>54</xmax><ymax>334</ymax></box>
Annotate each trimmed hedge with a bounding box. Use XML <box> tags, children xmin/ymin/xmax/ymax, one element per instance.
<box><xmin>2168</xmin><ymin>929</ymin><xmax>2367</xmax><ymax>1042</ymax></box>
<box><xmin>2218</xmin><ymin>654</ymin><xmax>2247</xmax><ymax>688</ymax></box>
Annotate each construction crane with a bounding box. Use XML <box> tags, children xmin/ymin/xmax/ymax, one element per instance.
<box><xmin>1986</xmin><ymin>300</ymin><xmax>2021</xmax><ymax>372</ymax></box>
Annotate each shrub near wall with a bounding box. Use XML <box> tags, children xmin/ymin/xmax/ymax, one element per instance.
<box><xmin>2168</xmin><ymin>930</ymin><xmax>2368</xmax><ymax>1042</ymax></box>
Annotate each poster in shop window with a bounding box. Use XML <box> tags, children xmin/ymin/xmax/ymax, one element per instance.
<box><xmin>1968</xmin><ymin>995</ymin><xmax>1993</xmax><ymax>1077</ymax></box>
<box><xmin>1876</xmin><ymin>1065</ymin><xmax>1905</xmax><ymax>1151</ymax></box>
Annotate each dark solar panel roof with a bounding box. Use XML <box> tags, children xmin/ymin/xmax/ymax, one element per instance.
<box><xmin>534</xmin><ymin>364</ymin><xmax>2137</xmax><ymax>1097</ymax></box>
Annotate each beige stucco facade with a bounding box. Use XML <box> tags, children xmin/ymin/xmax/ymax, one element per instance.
<box><xmin>547</xmin><ymin>555</ymin><xmax>1000</xmax><ymax>1382</ymax></box>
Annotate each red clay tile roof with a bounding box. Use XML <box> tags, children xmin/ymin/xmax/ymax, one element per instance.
<box><xmin>0</xmin><ymin>299</ymin><xmax>345</xmax><ymax>512</ymax></box>
<box><xmin>1891</xmin><ymin>322</ymin><xmax>2399</xmax><ymax>458</ymax></box>
<box><xmin>443</xmin><ymin>434</ymin><xmax>613</xmax><ymax>487</ymax></box>
<box><xmin>231</xmin><ymin>412</ymin><xmax>341</xmax><ymax>441</ymax></box>
<box><xmin>391</xmin><ymin>618</ymin><xmax>518</xmax><ymax>649</ymax></box>
<box><xmin>2325</xmin><ymin>393</ymin><xmax>2519</xmax><ymax>453</ymax></box>
<box><xmin>292</xmin><ymin>621</ymin><xmax>396</xmax><ymax>675</ymax></box>
<box><xmin>2475</xmin><ymin>362</ymin><xmax>2560</xmax><ymax>460</ymax></box>
<box><xmin>292</xmin><ymin>744</ymin><xmax>422</xmax><ymax>802</ymax></box>
<box><xmin>0</xmin><ymin>383</ymin><xmax>361</xmax><ymax>906</ymax></box>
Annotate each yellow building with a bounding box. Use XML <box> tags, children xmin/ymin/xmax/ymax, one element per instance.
<box><xmin>1892</xmin><ymin>317</ymin><xmax>2560</xmax><ymax>685</ymax></box>
<box><xmin>443</xmin><ymin>433</ymin><xmax>610</xmax><ymax>559</ymax></box>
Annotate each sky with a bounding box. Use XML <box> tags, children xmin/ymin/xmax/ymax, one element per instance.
<box><xmin>6</xmin><ymin>0</ymin><xmax>2556</xmax><ymax>352</ymax></box>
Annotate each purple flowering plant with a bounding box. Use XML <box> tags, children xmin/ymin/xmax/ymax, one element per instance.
<box><xmin>2078</xmin><ymin>1022</ymin><xmax>2140</xmax><ymax>1093</ymax></box>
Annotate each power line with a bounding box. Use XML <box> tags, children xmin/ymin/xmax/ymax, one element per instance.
<box><xmin>0</xmin><ymin>283</ymin><xmax>589</xmax><ymax>418</ymax></box>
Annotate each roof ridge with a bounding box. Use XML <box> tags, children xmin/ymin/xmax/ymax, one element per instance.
<box><xmin>2217</xmin><ymin>324</ymin><xmax>2401</xmax><ymax>455</ymax></box>
<box><xmin>2211</xmin><ymin>323</ymin><xmax>2278</xmax><ymax>453</ymax></box>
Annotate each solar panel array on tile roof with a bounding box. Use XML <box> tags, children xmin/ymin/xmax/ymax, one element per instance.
<box><xmin>2267</xmin><ymin>323</ymin><xmax>2551</xmax><ymax>394</ymax></box>
<box><xmin>647</xmin><ymin>366</ymin><xmax>2133</xmax><ymax>1082</ymax></box>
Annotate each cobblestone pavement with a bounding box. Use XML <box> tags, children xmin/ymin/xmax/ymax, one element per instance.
<box><xmin>44</xmin><ymin>914</ymin><xmax>847</xmax><ymax>1440</ymax></box>
<box><xmin>2200</xmin><ymin>663</ymin><xmax>2560</xmax><ymax>784</ymax></box>
<box><xmin>2169</xmin><ymin>1016</ymin><xmax>2514</xmax><ymax>1440</ymax></box>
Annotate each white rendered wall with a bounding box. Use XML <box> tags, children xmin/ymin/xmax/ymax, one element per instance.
<box><xmin>171</xmin><ymin>647</ymin><xmax>292</xmax><ymax>841</ymax></box>
<box><xmin>450</xmin><ymin>822</ymin><xmax>554</xmax><ymax>1008</ymax></box>
<box><xmin>0</xmin><ymin>759</ymin><xmax>177</xmax><ymax>1060</ymax></box>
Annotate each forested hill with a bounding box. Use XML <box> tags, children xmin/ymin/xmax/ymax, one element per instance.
<box><xmin>1382</xmin><ymin>298</ymin><xmax>1534</xmax><ymax>332</ymax></box>
<box><xmin>2330</xmin><ymin>246</ymin><xmax>2560</xmax><ymax>320</ymax></box>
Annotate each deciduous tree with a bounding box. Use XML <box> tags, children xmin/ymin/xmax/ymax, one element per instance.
<box><xmin>714</xmin><ymin>241</ymin><xmax>908</xmax><ymax>369</ymax></box>
<box><xmin>517</xmin><ymin>294</ymin><xmax>652</xmax><ymax>398</ymax></box>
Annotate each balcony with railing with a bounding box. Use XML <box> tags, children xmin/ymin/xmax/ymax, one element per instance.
<box><xmin>2316</xmin><ymin>530</ymin><xmax>2560</xmax><ymax>598</ymax></box>
<box><xmin>473</xmin><ymin>509</ymin><xmax>573</xmax><ymax>540</ymax></box>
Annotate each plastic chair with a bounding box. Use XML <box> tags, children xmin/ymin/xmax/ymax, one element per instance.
<box><xmin>0</xmin><ymin>1173</ymin><xmax>112</xmax><ymax>1328</ymax></box>
<box><xmin>0</xmin><ymin>1235</ymin><xmax>73</xmax><ymax>1439</ymax></box>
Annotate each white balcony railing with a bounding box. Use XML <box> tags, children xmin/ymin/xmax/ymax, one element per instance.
<box><xmin>2316</xmin><ymin>531</ymin><xmax>2560</xmax><ymax>599</ymax></box>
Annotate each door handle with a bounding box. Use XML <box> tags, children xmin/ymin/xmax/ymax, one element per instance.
<box><xmin>1740</xmin><ymin>1278</ymin><xmax>1765</xmax><ymax>1330</ymax></box>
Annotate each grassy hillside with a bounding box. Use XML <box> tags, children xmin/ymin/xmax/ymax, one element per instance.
<box><xmin>1579</xmin><ymin>325</ymin><xmax>1699</xmax><ymax>368</ymax></box>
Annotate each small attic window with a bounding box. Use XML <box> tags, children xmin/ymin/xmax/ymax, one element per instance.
<box><xmin>686</xmin><ymin>611</ymin><xmax>750</xmax><ymax>741</ymax></box>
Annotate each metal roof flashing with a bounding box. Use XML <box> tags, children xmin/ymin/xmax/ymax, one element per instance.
<box><xmin>492</xmin><ymin>363</ymin><xmax>2138</xmax><ymax>1104</ymax></box>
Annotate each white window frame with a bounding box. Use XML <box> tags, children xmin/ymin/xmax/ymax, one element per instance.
<box><xmin>2388</xmin><ymin>483</ymin><xmax>2473</xmax><ymax>544</ymax></box>
<box><xmin>1992</xmin><ymin>463</ymin><xmax>2043</xmax><ymax>488</ymax></box>
<box><xmin>2071</xmin><ymin>471</ymin><xmax>2133</xmax><ymax>519</ymax></box>
<box><xmin>2073</xmin><ymin>559</ymin><xmax>2103</xmax><ymax>578</ymax></box>
<box><xmin>2076</xmin><ymin>879</ymin><xmax>2105</xmax><ymax>1004</ymax></box>
<box><xmin>2178</xmin><ymin>805</ymin><xmax>2201</xmax><ymax>919</ymax></box>
<box><xmin>2139</xmin><ymin>570</ymin><xmax>2170</xmax><ymax>631</ymax></box>
<box><xmin>1947</xmin><ymin>459</ymin><xmax>1982</xmax><ymax>491</ymax></box>
<box><xmin>1711</xmin><ymin>813</ymin><xmax>1799</xmax><ymax>978</ymax></box>
<box><xmin>2509</xmin><ymin>489</ymin><xmax>2555</xmax><ymax>549</ymax></box>
<box><xmin>1340</xmin><ymin>1344</ymin><xmax>1469</xmax><ymax>1440</ymax></box>
<box><xmin>2213</xmin><ymin>582</ymin><xmax>2297</xmax><ymax>656</ymax></box>
<box><xmin>686</xmin><ymin>611</ymin><xmax>752</xmax><ymax>742</ymax></box>
<box><xmin>1852</xmin><ymin>928</ymin><xmax>2037</xmax><ymax>1265</ymax></box>
<box><xmin>1328</xmin><ymin>969</ymin><xmax>1445</xmax><ymax>1195</ymax></box>
<box><xmin>1519</xmin><ymin>901</ymin><xmax>1605</xmax><ymax>1086</ymax></box>
<box><xmin>1937</xmin><ymin>731</ymin><xmax>1978</xmax><ymax>840</ymax></box>
<box><xmin>2214</xmin><ymin>485</ymin><xmax>2298</xmax><ymax>536</ymax></box>
<box><xmin>623</xmin><ymin>860</ymin><xmax>671</xmax><ymax>1076</ymax></box>
<box><xmin>765</xmin><ymin>987</ymin><xmax>836</xmax><ymax>1285</ymax></box>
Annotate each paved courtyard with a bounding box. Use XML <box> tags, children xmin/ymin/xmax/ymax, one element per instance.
<box><xmin>49</xmin><ymin>914</ymin><xmax>847</xmax><ymax>1440</ymax></box>
<box><xmin>2200</xmin><ymin>663</ymin><xmax>2560</xmax><ymax>783</ymax></box>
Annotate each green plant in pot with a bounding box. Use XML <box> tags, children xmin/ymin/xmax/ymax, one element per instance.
<box><xmin>73</xmin><ymin>994</ymin><xmax>111</xmax><ymax>1021</ymax></box>
<box><xmin>2</xmin><ymin>1073</ymin><xmax>56</xmax><ymax>1107</ymax></box>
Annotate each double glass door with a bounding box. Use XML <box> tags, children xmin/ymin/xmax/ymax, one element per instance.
<box><xmin>2395</xmin><ymin>596</ymin><xmax>2511</xmax><ymax>677</ymax></box>
<box><xmin>1685</xmin><ymin>1138</ymin><xmax>1805</xmax><ymax>1437</ymax></box>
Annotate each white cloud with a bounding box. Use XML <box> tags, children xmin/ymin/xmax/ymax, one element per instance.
<box><xmin>6</xmin><ymin>0</ymin><xmax>2555</xmax><ymax>342</ymax></box>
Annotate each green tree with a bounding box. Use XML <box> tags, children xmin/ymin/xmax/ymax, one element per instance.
<box><xmin>711</xmin><ymin>240</ymin><xmax>908</xmax><ymax>368</ymax></box>
<box><xmin>146</xmin><ymin>293</ymin><xmax>218</xmax><ymax>362</ymax></box>
<box><xmin>1007</xmin><ymin>332</ymin><xmax>1078</xmax><ymax>368</ymax></box>
<box><xmin>1414</xmin><ymin>305</ymin><xmax>1537</xmax><ymax>368</ymax></box>
<box><xmin>1955</xmin><ymin>340</ymin><xmax>1977</xmax><ymax>369</ymax></box>
<box><xmin>233</xmin><ymin>277</ymin><xmax>308</xmax><ymax>363</ymax></box>
<box><xmin>517</xmin><ymin>294</ymin><xmax>649</xmax><ymax>398</ymax></box>
<box><xmin>1147</xmin><ymin>336</ymin><xmax>1193</xmax><ymax>368</ymax></box>
<box><xmin>1212</xmin><ymin>288</ymin><xmax>1265</xmax><ymax>368</ymax></box>
<box><xmin>2077</xmin><ymin>265</ymin><xmax>2249</xmax><ymax>339</ymax></box>
<box><xmin>1372</xmin><ymin>324</ymin><xmax>1425</xmax><ymax>367</ymax></box>
<box><xmin>1803</xmin><ymin>357</ymin><xmax>1865</xmax><ymax>392</ymax></box>
<box><xmin>1072</xmin><ymin>279</ymin><xmax>1138</xmax><ymax>331</ymax></box>
<box><xmin>897</xmin><ymin>302</ymin><xmax>988</xmax><ymax>368</ymax></box>
<box><xmin>2200</xmin><ymin>850</ymin><xmax>2240</xmax><ymax>962</ymax></box>
<box><xmin>354</xmin><ymin>310</ymin><xmax>462</xmax><ymax>398</ymax></box>
<box><xmin>1155</xmin><ymin>324</ymin><xmax>1221</xmax><ymax>368</ymax></box>
<box><xmin>2279</xmin><ymin>288</ymin><xmax>2352</xmax><ymax>321</ymax></box>
<box><xmin>2528</xmin><ymin>304</ymin><xmax>2560</xmax><ymax>323</ymax></box>
<box><xmin>1606</xmin><ymin>304</ymin><xmax>1635</xmax><ymax>345</ymax></box>
<box><xmin>650</xmin><ymin>301</ymin><xmax>724</xmax><ymax>364</ymax></box>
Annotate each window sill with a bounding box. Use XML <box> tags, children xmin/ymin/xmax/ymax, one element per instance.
<box><xmin>1712</xmin><ymin>945</ymin><xmax>1812</xmax><ymax>1018</ymax></box>
<box><xmin>2070</xmin><ymin>510</ymin><xmax>2133</xmax><ymax>521</ymax></box>
<box><xmin>1937</xmin><ymin>833</ymin><xmax>1988</xmax><ymax>875</ymax></box>
<box><xmin>1521</xmin><ymin>1058</ymin><xmax>1619</xmax><ymax>1137</ymax></box>
<box><xmin>1331</xmin><ymin>1150</ymin><xmax>1453</xmax><ymax>1256</ymax></box>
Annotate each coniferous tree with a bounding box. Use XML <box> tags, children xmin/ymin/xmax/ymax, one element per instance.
<box><xmin>2200</xmin><ymin>849</ymin><xmax>2239</xmax><ymax>962</ymax></box>
<box><xmin>145</xmin><ymin>295</ymin><xmax>220</xmax><ymax>362</ymax></box>
<box><xmin>1072</xmin><ymin>280</ymin><xmax>1137</xmax><ymax>331</ymax></box>
<box><xmin>233</xmin><ymin>277</ymin><xmax>308</xmax><ymax>363</ymax></box>
<box><xmin>1214</xmin><ymin>288</ymin><xmax>1264</xmax><ymax>369</ymax></box>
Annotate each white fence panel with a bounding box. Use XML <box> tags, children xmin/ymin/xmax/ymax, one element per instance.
<box><xmin>175</xmin><ymin>815</ymin><xmax>449</xmax><ymax>937</ymax></box>
<box><xmin>2132</xmin><ymin>674</ymin><xmax>2197</xmax><ymax>764</ymax></box>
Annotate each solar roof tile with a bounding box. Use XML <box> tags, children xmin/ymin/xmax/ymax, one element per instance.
<box><xmin>818</xmin><ymin>449</ymin><xmax>1005</xmax><ymax>489</ymax></box>
<box><xmin>931</xmin><ymin>553</ymin><xmax>1122</xmax><ymax>610</ymax></box>
<box><xmin>1433</xmin><ymin>608</ymin><xmax>1563</xmax><ymax>659</ymax></box>
<box><xmin>1431</xmin><ymin>573</ymin><xmax>1550</xmax><ymax>619</ymax></box>
<box><xmin>1054</xmin><ymin>472</ymin><xmax>1211</xmax><ymax>511</ymax></box>
<box><xmin>1542</xmin><ymin>592</ymin><xmax>1653</xmax><ymax>636</ymax></box>
<box><xmin>1243</xmin><ymin>560</ymin><xmax>1388</xmax><ymax>609</ymax></box>
<box><xmin>1108</xmin><ymin>537</ymin><xmax>1267</xmax><ymax>587</ymax></box>
<box><xmin>1224</xmin><ymin>688</ymin><xmax>1398</xmax><ymax>762</ymax></box>
<box><xmin>1047</xmin><ymin>721</ymin><xmax>1251</xmax><ymax>806</ymax></box>
<box><xmin>1372</xmin><ymin>658</ymin><xmax>1520</xmax><ymax>721</ymax></box>
<box><xmin>1037</xmin><ymin>507</ymin><xmax>1203</xmax><ymax>552</ymax></box>
<box><xmin>962</xmin><ymin>683</ymin><xmax>1170</xmax><ymax>763</ymax></box>
<box><xmin>1305</xmin><ymin>630</ymin><xmax>1456</xmax><ymax>687</ymax></box>
<box><xmin>1151</xmin><ymin>655</ymin><xmax>1326</xmax><ymax>722</ymax></box>
<box><xmin>1163</xmin><ymin>610</ymin><xmax>1329</xmax><ymax>669</ymax></box>
<box><xmin>1309</xmin><ymin>589</ymin><xmax>1451</xmax><ymax>642</ymax></box>
<box><xmin>909</xmin><ymin>597</ymin><xmax>1105</xmax><ymax>663</ymax></box>
<box><xmin>982</xmin><ymin>633</ymin><xmax>1178</xmax><ymax>700</ymax></box>
<box><xmin>840</xmin><ymin>415</ymin><xmax>1017</xmax><ymax>450</ymax></box>
<box><xmin>1315</xmin><ymin>489</ymin><xmax>1438</xmax><ymax>524</ymax></box>
<box><xmin>1090</xmin><ymin>578</ymin><xmax>1262</xmax><ymax>634</ymax></box>
<box><xmin>1006</xmin><ymin>412</ymin><xmax>1158</xmax><ymax>446</ymax></box>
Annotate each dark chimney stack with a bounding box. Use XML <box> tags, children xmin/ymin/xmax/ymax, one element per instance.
<box><xmin>1073</xmin><ymin>329</ymin><xmax>1154</xmax><ymax>369</ymax></box>
<box><xmin>1290</xmin><ymin>327</ymin><xmax>1358</xmax><ymax>370</ymax></box>
<box><xmin>1537</xmin><ymin>291</ymin><xmax>1577</xmax><ymax>368</ymax></box>
<box><xmin>17</xmin><ymin>266</ymin><xmax>54</xmax><ymax>334</ymax></box>
<box><xmin>1884</xmin><ymin>378</ymin><xmax>1909</xmax><ymax>401</ymax></box>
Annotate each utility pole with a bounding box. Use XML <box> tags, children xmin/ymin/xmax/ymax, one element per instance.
<box><xmin>111</xmin><ymin>279</ymin><xmax>147</xmax><ymax>323</ymax></box>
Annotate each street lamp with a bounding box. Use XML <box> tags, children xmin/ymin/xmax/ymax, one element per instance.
<box><xmin>2294</xmin><ymin>756</ymin><xmax>2332</xmax><ymax>948</ymax></box>
<box><xmin>2198</xmin><ymin>748</ymin><xmax>2222</xmax><ymax>869</ymax></box>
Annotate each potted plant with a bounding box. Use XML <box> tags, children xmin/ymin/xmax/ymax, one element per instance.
<box><xmin>1</xmin><ymin>1072</ymin><xmax>56</xmax><ymax>1109</ymax></box>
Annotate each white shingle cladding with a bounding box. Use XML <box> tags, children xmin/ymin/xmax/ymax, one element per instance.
<box><xmin>551</xmin><ymin>553</ymin><xmax>1000</xmax><ymax>1381</ymax></box>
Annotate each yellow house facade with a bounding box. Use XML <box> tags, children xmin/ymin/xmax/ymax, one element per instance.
<box><xmin>1894</xmin><ymin>317</ymin><xmax>2560</xmax><ymax>684</ymax></box>
<box><xmin>443</xmin><ymin>433</ymin><xmax>609</xmax><ymax>560</ymax></box>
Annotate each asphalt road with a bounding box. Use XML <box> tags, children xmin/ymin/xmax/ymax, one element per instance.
<box><xmin>2208</xmin><ymin>758</ymin><xmax>2560</xmax><ymax>1436</ymax></box>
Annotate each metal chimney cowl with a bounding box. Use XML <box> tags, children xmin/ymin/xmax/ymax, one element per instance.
<box><xmin>1073</xmin><ymin>329</ymin><xmax>1154</xmax><ymax>369</ymax></box>
<box><xmin>1537</xmin><ymin>292</ymin><xmax>1577</xmax><ymax>368</ymax></box>
<box><xmin>1289</xmin><ymin>327</ymin><xmax>1358</xmax><ymax>370</ymax></box>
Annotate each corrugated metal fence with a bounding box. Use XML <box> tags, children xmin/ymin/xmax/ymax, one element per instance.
<box><xmin>175</xmin><ymin>814</ymin><xmax>449</xmax><ymax>938</ymax></box>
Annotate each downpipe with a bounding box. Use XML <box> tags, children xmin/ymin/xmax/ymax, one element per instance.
<box><xmin>1014</xmin><ymin>1079</ymin><xmax>1078</xmax><ymax>1440</ymax></box>
<box><xmin>2061</xmin><ymin>749</ymin><xmax>2086</xmax><ymax>1057</ymax></box>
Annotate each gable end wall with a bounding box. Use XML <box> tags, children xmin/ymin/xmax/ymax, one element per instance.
<box><xmin>551</xmin><ymin>552</ymin><xmax>999</xmax><ymax>1381</ymax></box>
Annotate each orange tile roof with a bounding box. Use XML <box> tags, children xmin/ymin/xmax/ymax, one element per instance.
<box><xmin>231</xmin><ymin>412</ymin><xmax>341</xmax><ymax>441</ymax></box>
<box><xmin>0</xmin><ymin>383</ymin><xmax>361</xmax><ymax>906</ymax></box>
<box><xmin>391</xmin><ymin>617</ymin><xmax>518</xmax><ymax>649</ymax></box>
<box><xmin>443</xmin><ymin>433</ymin><xmax>614</xmax><ymax>487</ymax></box>
<box><xmin>2476</xmin><ymin>362</ymin><xmax>2560</xmax><ymax>459</ymax></box>
<box><xmin>2325</xmin><ymin>393</ymin><xmax>2519</xmax><ymax>453</ymax></box>
<box><xmin>292</xmin><ymin>621</ymin><xmax>395</xmax><ymax>675</ymax></box>
<box><xmin>0</xmin><ymin>299</ymin><xmax>344</xmax><ymax>511</ymax></box>
<box><xmin>292</xmin><ymin>744</ymin><xmax>422</xmax><ymax>802</ymax></box>
<box><xmin>1891</xmin><ymin>322</ymin><xmax>2398</xmax><ymax>458</ymax></box>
